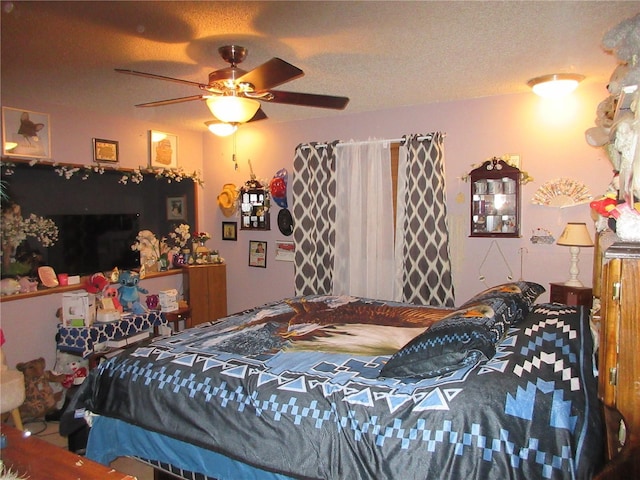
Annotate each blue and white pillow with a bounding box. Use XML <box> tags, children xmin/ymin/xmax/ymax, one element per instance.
<box><xmin>379</xmin><ymin>297</ymin><xmax>512</xmax><ymax>379</ymax></box>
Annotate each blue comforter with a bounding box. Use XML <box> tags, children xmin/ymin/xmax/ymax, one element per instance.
<box><xmin>80</xmin><ymin>296</ymin><xmax>602</xmax><ymax>479</ymax></box>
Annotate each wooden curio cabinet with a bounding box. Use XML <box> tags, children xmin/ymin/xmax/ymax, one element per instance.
<box><xmin>469</xmin><ymin>158</ymin><xmax>521</xmax><ymax>238</ymax></box>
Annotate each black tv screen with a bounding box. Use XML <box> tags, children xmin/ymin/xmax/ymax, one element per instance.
<box><xmin>38</xmin><ymin>214</ymin><xmax>141</xmax><ymax>276</ymax></box>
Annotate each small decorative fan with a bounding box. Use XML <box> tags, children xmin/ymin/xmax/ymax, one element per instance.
<box><xmin>531</xmin><ymin>178</ymin><xmax>592</xmax><ymax>208</ymax></box>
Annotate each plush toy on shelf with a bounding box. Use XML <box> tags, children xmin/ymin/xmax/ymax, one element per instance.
<box><xmin>117</xmin><ymin>270</ymin><xmax>148</xmax><ymax>313</ymax></box>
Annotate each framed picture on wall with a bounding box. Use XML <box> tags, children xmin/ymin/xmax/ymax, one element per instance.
<box><xmin>149</xmin><ymin>130</ymin><xmax>178</xmax><ymax>168</ymax></box>
<box><xmin>167</xmin><ymin>195</ymin><xmax>187</xmax><ymax>220</ymax></box>
<box><xmin>93</xmin><ymin>138</ymin><xmax>119</xmax><ymax>163</ymax></box>
<box><xmin>249</xmin><ymin>240</ymin><xmax>267</xmax><ymax>268</ymax></box>
<box><xmin>222</xmin><ymin>222</ymin><xmax>237</xmax><ymax>241</ymax></box>
<box><xmin>2</xmin><ymin>106</ymin><xmax>51</xmax><ymax>159</ymax></box>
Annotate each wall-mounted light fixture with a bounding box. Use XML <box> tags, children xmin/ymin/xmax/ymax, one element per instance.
<box><xmin>205</xmin><ymin>121</ymin><xmax>238</xmax><ymax>137</ymax></box>
<box><xmin>206</xmin><ymin>96</ymin><xmax>260</xmax><ymax>124</ymax></box>
<box><xmin>527</xmin><ymin>73</ymin><xmax>585</xmax><ymax>99</ymax></box>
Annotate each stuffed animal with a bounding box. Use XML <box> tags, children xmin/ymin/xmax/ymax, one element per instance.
<box><xmin>16</xmin><ymin>357</ymin><xmax>66</xmax><ymax>420</ymax></box>
<box><xmin>145</xmin><ymin>293</ymin><xmax>160</xmax><ymax>310</ymax></box>
<box><xmin>0</xmin><ymin>278</ymin><xmax>21</xmax><ymax>296</ymax></box>
<box><xmin>18</xmin><ymin>276</ymin><xmax>38</xmax><ymax>293</ymax></box>
<box><xmin>103</xmin><ymin>286</ymin><xmax>123</xmax><ymax>312</ymax></box>
<box><xmin>117</xmin><ymin>270</ymin><xmax>148</xmax><ymax>311</ymax></box>
<box><xmin>84</xmin><ymin>272</ymin><xmax>110</xmax><ymax>294</ymax></box>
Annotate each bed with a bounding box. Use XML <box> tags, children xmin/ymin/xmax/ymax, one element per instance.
<box><xmin>77</xmin><ymin>282</ymin><xmax>604</xmax><ymax>479</ymax></box>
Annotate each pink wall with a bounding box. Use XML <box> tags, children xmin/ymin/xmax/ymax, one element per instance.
<box><xmin>1</xmin><ymin>81</ymin><xmax>613</xmax><ymax>367</ymax></box>
<box><xmin>204</xmin><ymin>81</ymin><xmax>613</xmax><ymax>313</ymax></box>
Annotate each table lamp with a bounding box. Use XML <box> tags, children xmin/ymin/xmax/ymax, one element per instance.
<box><xmin>556</xmin><ymin>222</ymin><xmax>594</xmax><ymax>287</ymax></box>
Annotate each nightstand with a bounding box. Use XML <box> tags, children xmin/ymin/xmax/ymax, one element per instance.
<box><xmin>549</xmin><ymin>282</ymin><xmax>593</xmax><ymax>308</ymax></box>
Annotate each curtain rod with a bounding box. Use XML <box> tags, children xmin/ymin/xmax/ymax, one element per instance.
<box><xmin>300</xmin><ymin>134</ymin><xmax>445</xmax><ymax>150</ymax></box>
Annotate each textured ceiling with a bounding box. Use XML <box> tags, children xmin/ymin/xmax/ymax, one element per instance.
<box><xmin>1</xmin><ymin>1</ymin><xmax>638</xmax><ymax>132</ymax></box>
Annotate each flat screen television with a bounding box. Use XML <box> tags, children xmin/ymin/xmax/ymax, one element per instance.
<box><xmin>29</xmin><ymin>213</ymin><xmax>141</xmax><ymax>276</ymax></box>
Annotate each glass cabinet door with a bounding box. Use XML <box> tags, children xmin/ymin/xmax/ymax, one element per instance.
<box><xmin>470</xmin><ymin>159</ymin><xmax>521</xmax><ymax>238</ymax></box>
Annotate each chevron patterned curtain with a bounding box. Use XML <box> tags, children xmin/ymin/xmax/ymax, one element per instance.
<box><xmin>292</xmin><ymin>142</ymin><xmax>338</xmax><ymax>295</ymax></box>
<box><xmin>396</xmin><ymin>133</ymin><xmax>455</xmax><ymax>306</ymax></box>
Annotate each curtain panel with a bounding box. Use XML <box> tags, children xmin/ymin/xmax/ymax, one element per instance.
<box><xmin>292</xmin><ymin>133</ymin><xmax>454</xmax><ymax>307</ymax></box>
<box><xmin>292</xmin><ymin>142</ymin><xmax>337</xmax><ymax>295</ymax></box>
<box><xmin>397</xmin><ymin>132</ymin><xmax>455</xmax><ymax>306</ymax></box>
<box><xmin>333</xmin><ymin>141</ymin><xmax>395</xmax><ymax>300</ymax></box>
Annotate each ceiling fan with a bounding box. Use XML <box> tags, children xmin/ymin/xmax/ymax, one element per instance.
<box><xmin>116</xmin><ymin>45</ymin><xmax>350</xmax><ymax>127</ymax></box>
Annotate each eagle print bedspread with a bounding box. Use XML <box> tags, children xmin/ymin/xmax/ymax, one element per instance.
<box><xmin>80</xmin><ymin>296</ymin><xmax>602</xmax><ymax>480</ymax></box>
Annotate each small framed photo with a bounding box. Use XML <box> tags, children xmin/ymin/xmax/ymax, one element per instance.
<box><xmin>249</xmin><ymin>240</ymin><xmax>267</xmax><ymax>268</ymax></box>
<box><xmin>222</xmin><ymin>222</ymin><xmax>237</xmax><ymax>241</ymax></box>
<box><xmin>167</xmin><ymin>195</ymin><xmax>187</xmax><ymax>220</ymax></box>
<box><xmin>93</xmin><ymin>138</ymin><xmax>119</xmax><ymax>163</ymax></box>
<box><xmin>149</xmin><ymin>130</ymin><xmax>178</xmax><ymax>168</ymax></box>
<box><xmin>2</xmin><ymin>106</ymin><xmax>51</xmax><ymax>159</ymax></box>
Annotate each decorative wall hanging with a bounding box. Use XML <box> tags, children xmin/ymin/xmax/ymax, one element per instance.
<box><xmin>149</xmin><ymin>130</ymin><xmax>178</xmax><ymax>169</ymax></box>
<box><xmin>240</xmin><ymin>161</ymin><xmax>271</xmax><ymax>230</ymax></box>
<box><xmin>2</xmin><ymin>107</ymin><xmax>51</xmax><ymax>159</ymax></box>
<box><xmin>166</xmin><ymin>195</ymin><xmax>187</xmax><ymax>220</ymax></box>
<box><xmin>530</xmin><ymin>228</ymin><xmax>555</xmax><ymax>244</ymax></box>
<box><xmin>249</xmin><ymin>240</ymin><xmax>267</xmax><ymax>268</ymax></box>
<box><xmin>531</xmin><ymin>178</ymin><xmax>592</xmax><ymax>208</ymax></box>
<box><xmin>92</xmin><ymin>138</ymin><xmax>119</xmax><ymax>163</ymax></box>
<box><xmin>222</xmin><ymin>222</ymin><xmax>237</xmax><ymax>241</ymax></box>
<box><xmin>275</xmin><ymin>241</ymin><xmax>294</xmax><ymax>262</ymax></box>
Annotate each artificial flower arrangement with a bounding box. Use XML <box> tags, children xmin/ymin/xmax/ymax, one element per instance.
<box><xmin>1</xmin><ymin>202</ymin><xmax>59</xmax><ymax>275</ymax></box>
<box><xmin>131</xmin><ymin>224</ymin><xmax>191</xmax><ymax>270</ymax></box>
<box><xmin>194</xmin><ymin>231</ymin><xmax>211</xmax><ymax>243</ymax></box>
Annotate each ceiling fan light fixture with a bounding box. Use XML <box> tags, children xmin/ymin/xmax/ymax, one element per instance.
<box><xmin>206</xmin><ymin>96</ymin><xmax>260</xmax><ymax>124</ymax></box>
<box><xmin>527</xmin><ymin>73</ymin><xmax>585</xmax><ymax>99</ymax></box>
<box><xmin>205</xmin><ymin>121</ymin><xmax>238</xmax><ymax>137</ymax></box>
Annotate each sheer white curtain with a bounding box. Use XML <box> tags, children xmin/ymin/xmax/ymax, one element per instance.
<box><xmin>333</xmin><ymin>140</ymin><xmax>397</xmax><ymax>300</ymax></box>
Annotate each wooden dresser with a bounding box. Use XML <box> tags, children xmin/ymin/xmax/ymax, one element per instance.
<box><xmin>183</xmin><ymin>264</ymin><xmax>227</xmax><ymax>326</ymax></box>
<box><xmin>596</xmin><ymin>242</ymin><xmax>640</xmax><ymax>477</ymax></box>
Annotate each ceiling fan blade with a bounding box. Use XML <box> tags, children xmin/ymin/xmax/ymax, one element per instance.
<box><xmin>265</xmin><ymin>90</ymin><xmax>349</xmax><ymax>110</ymax></box>
<box><xmin>248</xmin><ymin>108</ymin><xmax>268</xmax><ymax>122</ymax></box>
<box><xmin>116</xmin><ymin>68</ymin><xmax>206</xmax><ymax>89</ymax></box>
<box><xmin>135</xmin><ymin>95</ymin><xmax>205</xmax><ymax>107</ymax></box>
<box><xmin>236</xmin><ymin>58</ymin><xmax>303</xmax><ymax>92</ymax></box>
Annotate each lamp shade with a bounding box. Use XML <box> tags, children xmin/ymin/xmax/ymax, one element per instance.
<box><xmin>206</xmin><ymin>96</ymin><xmax>260</xmax><ymax>124</ymax></box>
<box><xmin>527</xmin><ymin>73</ymin><xmax>584</xmax><ymax>99</ymax></box>
<box><xmin>205</xmin><ymin>121</ymin><xmax>237</xmax><ymax>137</ymax></box>
<box><xmin>557</xmin><ymin>222</ymin><xmax>593</xmax><ymax>247</ymax></box>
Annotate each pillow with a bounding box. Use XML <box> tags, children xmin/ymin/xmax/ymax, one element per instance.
<box><xmin>378</xmin><ymin>297</ymin><xmax>512</xmax><ymax>379</ymax></box>
<box><xmin>461</xmin><ymin>281</ymin><xmax>545</xmax><ymax>325</ymax></box>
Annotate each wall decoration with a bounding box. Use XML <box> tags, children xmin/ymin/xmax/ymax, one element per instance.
<box><xmin>249</xmin><ymin>240</ymin><xmax>267</xmax><ymax>268</ymax></box>
<box><xmin>2</xmin><ymin>107</ymin><xmax>51</xmax><ymax>159</ymax></box>
<box><xmin>166</xmin><ymin>195</ymin><xmax>187</xmax><ymax>220</ymax></box>
<box><xmin>149</xmin><ymin>130</ymin><xmax>178</xmax><ymax>168</ymax></box>
<box><xmin>531</xmin><ymin>178</ymin><xmax>592</xmax><ymax>208</ymax></box>
<box><xmin>275</xmin><ymin>241</ymin><xmax>295</xmax><ymax>262</ymax></box>
<box><xmin>222</xmin><ymin>222</ymin><xmax>237</xmax><ymax>241</ymax></box>
<box><xmin>93</xmin><ymin>138</ymin><xmax>119</xmax><ymax>163</ymax></box>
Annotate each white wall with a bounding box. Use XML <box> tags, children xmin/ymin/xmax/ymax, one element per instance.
<box><xmin>1</xmin><ymin>81</ymin><xmax>614</xmax><ymax>367</ymax></box>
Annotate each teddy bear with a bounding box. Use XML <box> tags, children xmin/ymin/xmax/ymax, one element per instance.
<box><xmin>16</xmin><ymin>357</ymin><xmax>67</xmax><ymax>420</ymax></box>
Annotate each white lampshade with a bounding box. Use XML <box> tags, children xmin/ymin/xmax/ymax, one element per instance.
<box><xmin>205</xmin><ymin>121</ymin><xmax>237</xmax><ymax>137</ymax></box>
<box><xmin>527</xmin><ymin>73</ymin><xmax>584</xmax><ymax>99</ymax></box>
<box><xmin>206</xmin><ymin>96</ymin><xmax>260</xmax><ymax>124</ymax></box>
<box><xmin>557</xmin><ymin>222</ymin><xmax>593</xmax><ymax>287</ymax></box>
